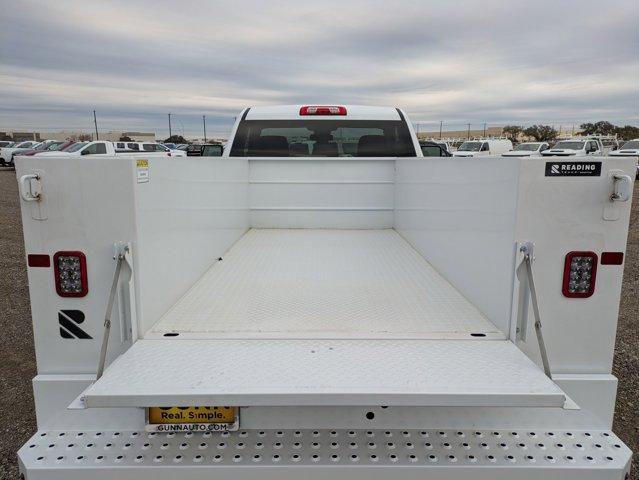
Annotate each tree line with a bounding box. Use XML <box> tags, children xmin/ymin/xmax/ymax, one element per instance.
<box><xmin>502</xmin><ymin>121</ymin><xmax>639</xmax><ymax>143</ymax></box>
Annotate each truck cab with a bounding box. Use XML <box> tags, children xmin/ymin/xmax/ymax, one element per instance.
<box><xmin>227</xmin><ymin>105</ymin><xmax>421</xmax><ymax>157</ymax></box>
<box><xmin>13</xmin><ymin>104</ymin><xmax>635</xmax><ymax>480</ymax></box>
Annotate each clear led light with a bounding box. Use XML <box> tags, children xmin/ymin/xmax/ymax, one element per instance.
<box><xmin>563</xmin><ymin>252</ymin><xmax>597</xmax><ymax>298</ymax></box>
<box><xmin>54</xmin><ymin>251</ymin><xmax>87</xmax><ymax>297</ymax></box>
<box><xmin>57</xmin><ymin>256</ymin><xmax>83</xmax><ymax>293</ymax></box>
<box><xmin>568</xmin><ymin>257</ymin><xmax>592</xmax><ymax>293</ymax></box>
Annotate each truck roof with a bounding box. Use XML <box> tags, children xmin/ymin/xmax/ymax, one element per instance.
<box><xmin>245</xmin><ymin>105</ymin><xmax>402</xmax><ymax>121</ymax></box>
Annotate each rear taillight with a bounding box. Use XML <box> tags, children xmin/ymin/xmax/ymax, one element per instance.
<box><xmin>299</xmin><ymin>105</ymin><xmax>347</xmax><ymax>116</ymax></box>
<box><xmin>54</xmin><ymin>251</ymin><xmax>88</xmax><ymax>297</ymax></box>
<box><xmin>562</xmin><ymin>251</ymin><xmax>597</xmax><ymax>298</ymax></box>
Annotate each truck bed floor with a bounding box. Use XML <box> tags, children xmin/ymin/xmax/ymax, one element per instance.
<box><xmin>147</xmin><ymin>229</ymin><xmax>502</xmax><ymax>339</ymax></box>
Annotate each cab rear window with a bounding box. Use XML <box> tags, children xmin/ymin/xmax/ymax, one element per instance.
<box><xmin>230</xmin><ymin>119</ymin><xmax>415</xmax><ymax>157</ymax></box>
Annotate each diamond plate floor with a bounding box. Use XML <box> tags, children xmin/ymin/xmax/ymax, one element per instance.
<box><xmin>148</xmin><ymin>229</ymin><xmax>502</xmax><ymax>339</ymax></box>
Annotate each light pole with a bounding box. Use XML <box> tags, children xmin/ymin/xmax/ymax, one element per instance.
<box><xmin>203</xmin><ymin>115</ymin><xmax>207</xmax><ymax>142</ymax></box>
<box><xmin>168</xmin><ymin>113</ymin><xmax>172</xmax><ymax>139</ymax></box>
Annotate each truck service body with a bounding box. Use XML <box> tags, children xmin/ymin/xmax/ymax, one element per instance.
<box><xmin>14</xmin><ymin>105</ymin><xmax>635</xmax><ymax>479</ymax></box>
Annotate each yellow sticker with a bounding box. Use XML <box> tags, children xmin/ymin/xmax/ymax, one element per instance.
<box><xmin>136</xmin><ymin>159</ymin><xmax>149</xmax><ymax>183</ymax></box>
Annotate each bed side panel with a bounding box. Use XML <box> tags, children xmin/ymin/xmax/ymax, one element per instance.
<box><xmin>394</xmin><ymin>157</ymin><xmax>520</xmax><ymax>334</ymax></box>
<box><xmin>133</xmin><ymin>156</ymin><xmax>249</xmax><ymax>334</ymax></box>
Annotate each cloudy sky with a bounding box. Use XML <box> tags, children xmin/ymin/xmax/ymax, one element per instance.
<box><xmin>1</xmin><ymin>0</ymin><xmax>638</xmax><ymax>138</ymax></box>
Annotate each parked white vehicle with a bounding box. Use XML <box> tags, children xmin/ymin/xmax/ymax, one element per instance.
<box><xmin>115</xmin><ymin>141</ymin><xmax>187</xmax><ymax>157</ymax></box>
<box><xmin>452</xmin><ymin>138</ymin><xmax>513</xmax><ymax>157</ymax></box>
<box><xmin>34</xmin><ymin>141</ymin><xmax>173</xmax><ymax>157</ymax></box>
<box><xmin>610</xmin><ymin>139</ymin><xmax>639</xmax><ymax>178</ymax></box>
<box><xmin>542</xmin><ymin>138</ymin><xmax>603</xmax><ymax>157</ymax></box>
<box><xmin>587</xmin><ymin>135</ymin><xmax>619</xmax><ymax>154</ymax></box>
<box><xmin>0</xmin><ymin>140</ymin><xmax>39</xmax><ymax>165</ymax></box>
<box><xmin>610</xmin><ymin>138</ymin><xmax>639</xmax><ymax>157</ymax></box>
<box><xmin>14</xmin><ymin>104</ymin><xmax>635</xmax><ymax>480</ymax></box>
<box><xmin>502</xmin><ymin>142</ymin><xmax>550</xmax><ymax>157</ymax></box>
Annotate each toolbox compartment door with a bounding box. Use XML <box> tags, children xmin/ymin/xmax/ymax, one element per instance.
<box><xmin>78</xmin><ymin>338</ymin><xmax>567</xmax><ymax>408</ymax></box>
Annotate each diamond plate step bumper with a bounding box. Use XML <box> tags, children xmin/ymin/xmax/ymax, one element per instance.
<box><xmin>19</xmin><ymin>428</ymin><xmax>632</xmax><ymax>480</ymax></box>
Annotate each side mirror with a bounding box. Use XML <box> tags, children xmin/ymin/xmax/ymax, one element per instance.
<box><xmin>81</xmin><ymin>148</ymin><xmax>90</xmax><ymax>155</ymax></box>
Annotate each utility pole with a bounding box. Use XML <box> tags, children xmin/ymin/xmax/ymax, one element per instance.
<box><xmin>93</xmin><ymin>110</ymin><xmax>99</xmax><ymax>140</ymax></box>
<box><xmin>168</xmin><ymin>113</ymin><xmax>172</xmax><ymax>139</ymax></box>
<box><xmin>467</xmin><ymin>123</ymin><xmax>471</xmax><ymax>139</ymax></box>
<box><xmin>203</xmin><ymin>115</ymin><xmax>207</xmax><ymax>142</ymax></box>
<box><xmin>483</xmin><ymin>122</ymin><xmax>487</xmax><ymax>138</ymax></box>
<box><xmin>439</xmin><ymin>121</ymin><xmax>443</xmax><ymax>139</ymax></box>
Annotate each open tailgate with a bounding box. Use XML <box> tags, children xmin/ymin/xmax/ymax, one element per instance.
<box><xmin>78</xmin><ymin>339</ymin><xmax>567</xmax><ymax>408</ymax></box>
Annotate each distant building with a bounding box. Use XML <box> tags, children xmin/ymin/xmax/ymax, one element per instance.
<box><xmin>0</xmin><ymin>131</ymin><xmax>41</xmax><ymax>141</ymax></box>
<box><xmin>101</xmin><ymin>131</ymin><xmax>156</xmax><ymax>142</ymax></box>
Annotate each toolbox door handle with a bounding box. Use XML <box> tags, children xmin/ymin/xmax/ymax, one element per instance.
<box><xmin>611</xmin><ymin>173</ymin><xmax>632</xmax><ymax>202</ymax></box>
<box><xmin>19</xmin><ymin>174</ymin><xmax>42</xmax><ymax>202</ymax></box>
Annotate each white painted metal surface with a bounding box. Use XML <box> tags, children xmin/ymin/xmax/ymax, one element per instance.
<box><xmin>79</xmin><ymin>338</ymin><xmax>564</xmax><ymax>408</ymax></box>
<box><xmin>19</xmin><ymin>429</ymin><xmax>632</xmax><ymax>480</ymax></box>
<box><xmin>131</xmin><ymin>156</ymin><xmax>249</xmax><ymax>333</ymax></box>
<box><xmin>249</xmin><ymin>158</ymin><xmax>396</xmax><ymax>228</ymax></box>
<box><xmin>395</xmin><ymin>157</ymin><xmax>520</xmax><ymax>335</ymax></box>
<box><xmin>149</xmin><ymin>229</ymin><xmax>501</xmax><ymax>339</ymax></box>
<box><xmin>513</xmin><ymin>158</ymin><xmax>635</xmax><ymax>374</ymax></box>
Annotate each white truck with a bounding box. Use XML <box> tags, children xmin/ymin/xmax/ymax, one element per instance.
<box><xmin>36</xmin><ymin>140</ymin><xmax>173</xmax><ymax>157</ymax></box>
<box><xmin>14</xmin><ymin>104</ymin><xmax>635</xmax><ymax>479</ymax></box>
<box><xmin>542</xmin><ymin>138</ymin><xmax>604</xmax><ymax>157</ymax></box>
<box><xmin>115</xmin><ymin>141</ymin><xmax>187</xmax><ymax>157</ymax></box>
<box><xmin>453</xmin><ymin>138</ymin><xmax>513</xmax><ymax>157</ymax></box>
<box><xmin>502</xmin><ymin>142</ymin><xmax>550</xmax><ymax>157</ymax></box>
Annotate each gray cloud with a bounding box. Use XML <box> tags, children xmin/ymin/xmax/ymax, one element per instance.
<box><xmin>0</xmin><ymin>0</ymin><xmax>638</xmax><ymax>138</ymax></box>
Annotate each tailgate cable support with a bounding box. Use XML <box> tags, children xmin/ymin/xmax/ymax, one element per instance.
<box><xmin>96</xmin><ymin>246</ymin><xmax>129</xmax><ymax>380</ymax></box>
<box><xmin>520</xmin><ymin>243</ymin><xmax>552</xmax><ymax>378</ymax></box>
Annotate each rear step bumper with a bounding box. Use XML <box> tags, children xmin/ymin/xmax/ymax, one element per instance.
<box><xmin>19</xmin><ymin>428</ymin><xmax>632</xmax><ymax>480</ymax></box>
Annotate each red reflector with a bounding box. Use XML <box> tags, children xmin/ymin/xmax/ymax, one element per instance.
<box><xmin>299</xmin><ymin>105</ymin><xmax>347</xmax><ymax>116</ymax></box>
<box><xmin>562</xmin><ymin>251</ymin><xmax>597</xmax><ymax>298</ymax></box>
<box><xmin>28</xmin><ymin>254</ymin><xmax>50</xmax><ymax>268</ymax></box>
<box><xmin>53</xmin><ymin>251</ymin><xmax>88</xmax><ymax>297</ymax></box>
<box><xmin>601</xmin><ymin>252</ymin><xmax>624</xmax><ymax>265</ymax></box>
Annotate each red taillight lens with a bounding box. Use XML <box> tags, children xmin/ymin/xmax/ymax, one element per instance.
<box><xmin>54</xmin><ymin>251</ymin><xmax>88</xmax><ymax>297</ymax></box>
<box><xmin>299</xmin><ymin>105</ymin><xmax>347</xmax><ymax>116</ymax></box>
<box><xmin>28</xmin><ymin>254</ymin><xmax>51</xmax><ymax>268</ymax></box>
<box><xmin>600</xmin><ymin>251</ymin><xmax>624</xmax><ymax>265</ymax></box>
<box><xmin>562</xmin><ymin>251</ymin><xmax>597</xmax><ymax>298</ymax></box>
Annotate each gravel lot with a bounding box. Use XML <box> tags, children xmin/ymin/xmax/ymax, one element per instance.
<box><xmin>0</xmin><ymin>169</ymin><xmax>637</xmax><ymax>479</ymax></box>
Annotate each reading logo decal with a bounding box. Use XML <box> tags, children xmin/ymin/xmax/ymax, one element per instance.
<box><xmin>58</xmin><ymin>310</ymin><xmax>92</xmax><ymax>339</ymax></box>
<box><xmin>545</xmin><ymin>161</ymin><xmax>602</xmax><ymax>177</ymax></box>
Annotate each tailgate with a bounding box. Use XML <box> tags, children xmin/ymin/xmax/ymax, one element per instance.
<box><xmin>77</xmin><ymin>339</ymin><xmax>567</xmax><ymax>408</ymax></box>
